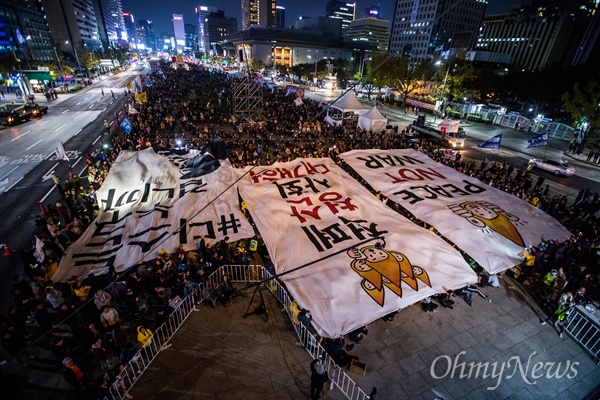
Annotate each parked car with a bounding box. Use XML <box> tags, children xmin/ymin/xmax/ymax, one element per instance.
<box><xmin>23</xmin><ymin>102</ymin><xmax>48</xmax><ymax>118</ymax></box>
<box><xmin>528</xmin><ymin>159</ymin><xmax>576</xmax><ymax>176</ymax></box>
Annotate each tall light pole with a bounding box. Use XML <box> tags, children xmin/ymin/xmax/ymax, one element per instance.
<box><xmin>434</xmin><ymin>60</ymin><xmax>451</xmax><ymax>122</ymax></box>
<box><xmin>53</xmin><ymin>45</ymin><xmax>63</xmax><ymax>74</ymax></box>
<box><xmin>360</xmin><ymin>56</ymin><xmax>371</xmax><ymax>79</ymax></box>
<box><xmin>66</xmin><ymin>40</ymin><xmax>82</xmax><ymax>79</ymax></box>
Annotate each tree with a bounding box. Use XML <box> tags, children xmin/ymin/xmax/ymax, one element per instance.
<box><xmin>366</xmin><ymin>54</ymin><xmax>434</xmax><ymax>106</ymax></box>
<box><xmin>247</xmin><ymin>58</ymin><xmax>265</xmax><ymax>71</ymax></box>
<box><xmin>562</xmin><ymin>76</ymin><xmax>600</xmax><ymax>141</ymax></box>
<box><xmin>0</xmin><ymin>52</ymin><xmax>18</xmax><ymax>78</ymax></box>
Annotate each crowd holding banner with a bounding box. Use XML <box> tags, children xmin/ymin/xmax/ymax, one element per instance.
<box><xmin>2</xmin><ymin>59</ymin><xmax>598</xmax><ymax>399</ymax></box>
<box><xmin>52</xmin><ymin>150</ymin><xmax>254</xmax><ymax>282</ymax></box>
<box><xmin>239</xmin><ymin>158</ymin><xmax>477</xmax><ymax>337</ymax></box>
<box><xmin>339</xmin><ymin>149</ymin><xmax>573</xmax><ymax>274</ymax></box>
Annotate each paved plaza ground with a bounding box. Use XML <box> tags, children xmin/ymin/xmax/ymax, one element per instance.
<box><xmin>130</xmin><ymin>278</ymin><xmax>600</xmax><ymax>400</ymax></box>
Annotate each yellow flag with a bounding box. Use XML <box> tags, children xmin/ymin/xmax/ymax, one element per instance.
<box><xmin>140</xmin><ymin>92</ymin><xmax>147</xmax><ymax>103</ymax></box>
<box><xmin>126</xmin><ymin>81</ymin><xmax>132</xmax><ymax>89</ymax></box>
<box><xmin>135</xmin><ymin>92</ymin><xmax>142</xmax><ymax>105</ymax></box>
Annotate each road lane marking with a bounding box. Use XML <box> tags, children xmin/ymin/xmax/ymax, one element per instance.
<box><xmin>53</xmin><ymin>124</ymin><xmax>66</xmax><ymax>132</ymax></box>
<box><xmin>40</xmin><ymin>186</ymin><xmax>55</xmax><ymax>203</ymax></box>
<box><xmin>78</xmin><ymin>164</ymin><xmax>88</xmax><ymax>176</ymax></box>
<box><xmin>110</xmin><ymin>121</ymin><xmax>115</xmax><ymax>126</ymax></box>
<box><xmin>41</xmin><ymin>120</ymin><xmax>49</xmax><ymax>126</ymax></box>
<box><xmin>0</xmin><ymin>166</ymin><xmax>19</xmax><ymax>180</ymax></box>
<box><xmin>6</xmin><ymin>177</ymin><xmax>23</xmax><ymax>192</ymax></box>
<box><xmin>92</xmin><ymin>135</ymin><xmax>101</xmax><ymax>145</ymax></box>
<box><xmin>11</xmin><ymin>130</ymin><xmax>31</xmax><ymax>141</ymax></box>
<box><xmin>74</xmin><ymin>128</ymin><xmax>82</xmax><ymax>136</ymax></box>
<box><xmin>102</xmin><ymin>107</ymin><xmax>106</xmax><ymax>111</ymax></box>
<box><xmin>26</xmin><ymin>139</ymin><xmax>43</xmax><ymax>150</ymax></box>
<box><xmin>73</xmin><ymin>113</ymin><xmax>82</xmax><ymax>119</ymax></box>
<box><xmin>44</xmin><ymin>163</ymin><xmax>59</xmax><ymax>176</ymax></box>
<box><xmin>76</xmin><ymin>101</ymin><xmax>81</xmax><ymax>105</ymax></box>
<box><xmin>110</xmin><ymin>101</ymin><xmax>114</xmax><ymax>104</ymax></box>
<box><xmin>84</xmin><ymin>96</ymin><xmax>89</xmax><ymax>100</ymax></box>
<box><xmin>88</xmin><ymin>104</ymin><xmax>94</xmax><ymax>109</ymax></box>
<box><xmin>72</xmin><ymin>156</ymin><xmax>82</xmax><ymax>167</ymax></box>
<box><xmin>62</xmin><ymin>109</ymin><xmax>69</xmax><ymax>114</ymax></box>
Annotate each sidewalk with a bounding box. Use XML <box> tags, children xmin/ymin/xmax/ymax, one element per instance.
<box><xmin>131</xmin><ymin>277</ymin><xmax>600</xmax><ymax>400</ymax></box>
<box><xmin>563</xmin><ymin>149</ymin><xmax>600</xmax><ymax>169</ymax></box>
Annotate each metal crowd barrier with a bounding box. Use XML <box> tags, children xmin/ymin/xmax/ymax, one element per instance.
<box><xmin>564</xmin><ymin>305</ymin><xmax>600</xmax><ymax>365</ymax></box>
<box><xmin>107</xmin><ymin>264</ymin><xmax>368</xmax><ymax>400</ymax></box>
<box><xmin>222</xmin><ymin>265</ymin><xmax>369</xmax><ymax>400</ymax></box>
<box><xmin>106</xmin><ymin>292</ymin><xmax>197</xmax><ymax>400</ymax></box>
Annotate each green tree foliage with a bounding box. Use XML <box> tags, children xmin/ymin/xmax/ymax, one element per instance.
<box><xmin>562</xmin><ymin>76</ymin><xmax>600</xmax><ymax>140</ymax></box>
<box><xmin>365</xmin><ymin>54</ymin><xmax>435</xmax><ymax>105</ymax></box>
<box><xmin>0</xmin><ymin>52</ymin><xmax>18</xmax><ymax>77</ymax></box>
<box><xmin>247</xmin><ymin>58</ymin><xmax>265</xmax><ymax>71</ymax></box>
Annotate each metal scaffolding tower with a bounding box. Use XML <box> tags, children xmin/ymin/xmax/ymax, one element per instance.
<box><xmin>233</xmin><ymin>74</ymin><xmax>264</xmax><ymax>123</ymax></box>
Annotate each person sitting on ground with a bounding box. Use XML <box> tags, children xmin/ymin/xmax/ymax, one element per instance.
<box><xmin>382</xmin><ymin>309</ymin><xmax>399</xmax><ymax>322</ymax></box>
<box><xmin>346</xmin><ymin>325</ymin><xmax>368</xmax><ymax>345</ymax></box>
<box><xmin>458</xmin><ymin>284</ymin><xmax>491</xmax><ymax>306</ymax></box>
<box><xmin>421</xmin><ymin>296</ymin><xmax>438</xmax><ymax>312</ymax></box>
<box><xmin>478</xmin><ymin>272</ymin><xmax>501</xmax><ymax>288</ymax></box>
<box><xmin>438</xmin><ymin>290</ymin><xmax>455</xmax><ymax>309</ymax></box>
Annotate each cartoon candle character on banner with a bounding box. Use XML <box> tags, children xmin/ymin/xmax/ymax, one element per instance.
<box><xmin>448</xmin><ymin>201</ymin><xmax>526</xmax><ymax>247</ymax></box>
<box><xmin>348</xmin><ymin>242</ymin><xmax>431</xmax><ymax>306</ymax></box>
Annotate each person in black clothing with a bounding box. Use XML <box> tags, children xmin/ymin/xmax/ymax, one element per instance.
<box><xmin>309</xmin><ymin>357</ymin><xmax>329</xmax><ymax>400</ymax></box>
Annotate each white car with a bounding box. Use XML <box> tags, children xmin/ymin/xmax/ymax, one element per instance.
<box><xmin>528</xmin><ymin>159</ymin><xmax>576</xmax><ymax>176</ymax></box>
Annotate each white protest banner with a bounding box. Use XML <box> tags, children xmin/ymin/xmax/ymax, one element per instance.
<box><xmin>339</xmin><ymin>149</ymin><xmax>573</xmax><ymax>274</ymax></box>
<box><xmin>239</xmin><ymin>158</ymin><xmax>477</xmax><ymax>337</ymax></box>
<box><xmin>53</xmin><ymin>149</ymin><xmax>254</xmax><ymax>281</ymax></box>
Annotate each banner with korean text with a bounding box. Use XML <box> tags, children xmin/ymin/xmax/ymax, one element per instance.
<box><xmin>239</xmin><ymin>158</ymin><xmax>477</xmax><ymax>338</ymax></box>
<box><xmin>53</xmin><ymin>149</ymin><xmax>254</xmax><ymax>281</ymax></box>
<box><xmin>339</xmin><ymin>149</ymin><xmax>573</xmax><ymax>274</ymax></box>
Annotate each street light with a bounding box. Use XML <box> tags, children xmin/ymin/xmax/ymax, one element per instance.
<box><xmin>66</xmin><ymin>40</ymin><xmax>82</xmax><ymax>80</ymax></box>
<box><xmin>434</xmin><ymin>61</ymin><xmax>451</xmax><ymax>122</ymax></box>
<box><xmin>360</xmin><ymin>56</ymin><xmax>371</xmax><ymax>79</ymax></box>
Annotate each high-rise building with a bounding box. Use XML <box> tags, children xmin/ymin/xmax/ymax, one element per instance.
<box><xmin>241</xmin><ymin>0</ymin><xmax>275</xmax><ymax>30</ymax></box>
<box><xmin>364</xmin><ymin>5</ymin><xmax>380</xmax><ymax>19</ymax></box>
<box><xmin>185</xmin><ymin>23</ymin><xmax>198</xmax><ymax>51</ymax></box>
<box><xmin>111</xmin><ymin>0</ymin><xmax>126</xmax><ymax>41</ymax></box>
<box><xmin>344</xmin><ymin>17</ymin><xmax>389</xmax><ymax>51</ymax></box>
<box><xmin>295</xmin><ymin>16</ymin><xmax>343</xmax><ymax>43</ymax></box>
<box><xmin>122</xmin><ymin>12</ymin><xmax>137</xmax><ymax>48</ymax></box>
<box><xmin>43</xmin><ymin>0</ymin><xmax>104</xmax><ymax>54</ymax></box>
<box><xmin>326</xmin><ymin>0</ymin><xmax>356</xmax><ymax>31</ymax></box>
<box><xmin>136</xmin><ymin>26</ymin><xmax>146</xmax><ymax>50</ymax></box>
<box><xmin>476</xmin><ymin>1</ymin><xmax>598</xmax><ymax>70</ymax></box>
<box><xmin>275</xmin><ymin>5</ymin><xmax>285</xmax><ymax>28</ymax></box>
<box><xmin>204</xmin><ymin>10</ymin><xmax>238</xmax><ymax>54</ymax></box>
<box><xmin>562</xmin><ymin>0</ymin><xmax>599</xmax><ymax>66</ymax></box>
<box><xmin>138</xmin><ymin>19</ymin><xmax>156</xmax><ymax>51</ymax></box>
<box><xmin>95</xmin><ymin>0</ymin><xmax>125</xmax><ymax>43</ymax></box>
<box><xmin>172</xmin><ymin>14</ymin><xmax>185</xmax><ymax>53</ymax></box>
<box><xmin>389</xmin><ymin>0</ymin><xmax>487</xmax><ymax>60</ymax></box>
<box><xmin>196</xmin><ymin>5</ymin><xmax>218</xmax><ymax>54</ymax></box>
<box><xmin>0</xmin><ymin>0</ymin><xmax>54</xmax><ymax>65</ymax></box>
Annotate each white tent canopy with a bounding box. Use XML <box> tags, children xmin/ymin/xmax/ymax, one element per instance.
<box><xmin>358</xmin><ymin>106</ymin><xmax>388</xmax><ymax>133</ymax></box>
<box><xmin>329</xmin><ymin>91</ymin><xmax>369</xmax><ymax>113</ymax></box>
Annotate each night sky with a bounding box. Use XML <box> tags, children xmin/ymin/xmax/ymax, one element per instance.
<box><xmin>121</xmin><ymin>0</ymin><xmax>525</xmax><ymax>36</ymax></box>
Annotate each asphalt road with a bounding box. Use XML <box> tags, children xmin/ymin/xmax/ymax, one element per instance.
<box><xmin>304</xmin><ymin>87</ymin><xmax>600</xmax><ymax>198</ymax></box>
<box><xmin>0</xmin><ymin>64</ymin><xmax>144</xmax><ymax>312</ymax></box>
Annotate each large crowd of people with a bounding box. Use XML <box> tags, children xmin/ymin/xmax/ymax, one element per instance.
<box><xmin>1</xmin><ymin>60</ymin><xmax>598</xmax><ymax>399</ymax></box>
